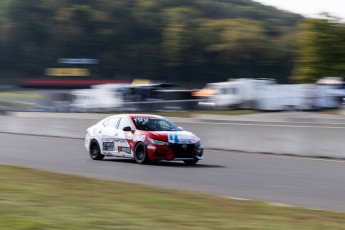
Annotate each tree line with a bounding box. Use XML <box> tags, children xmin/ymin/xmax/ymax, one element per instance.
<box><xmin>0</xmin><ymin>0</ymin><xmax>344</xmax><ymax>85</ymax></box>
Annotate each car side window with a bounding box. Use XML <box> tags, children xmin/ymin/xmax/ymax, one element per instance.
<box><xmin>102</xmin><ymin>119</ymin><xmax>110</xmax><ymax>127</ymax></box>
<box><xmin>106</xmin><ymin>117</ymin><xmax>119</xmax><ymax>128</ymax></box>
<box><xmin>118</xmin><ymin>117</ymin><xmax>133</xmax><ymax>130</ymax></box>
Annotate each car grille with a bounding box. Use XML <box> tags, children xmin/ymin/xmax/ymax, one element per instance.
<box><xmin>169</xmin><ymin>143</ymin><xmax>196</xmax><ymax>158</ymax></box>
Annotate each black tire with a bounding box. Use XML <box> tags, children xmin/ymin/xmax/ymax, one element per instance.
<box><xmin>134</xmin><ymin>143</ymin><xmax>149</xmax><ymax>164</ymax></box>
<box><xmin>89</xmin><ymin>142</ymin><xmax>104</xmax><ymax>160</ymax></box>
<box><xmin>184</xmin><ymin>159</ymin><xmax>199</xmax><ymax>165</ymax></box>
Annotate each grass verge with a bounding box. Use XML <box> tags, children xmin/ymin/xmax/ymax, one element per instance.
<box><xmin>0</xmin><ymin>99</ymin><xmax>39</xmax><ymax>108</ymax></box>
<box><xmin>1</xmin><ymin>164</ymin><xmax>345</xmax><ymax>230</ymax></box>
<box><xmin>0</xmin><ymin>92</ymin><xmax>45</xmax><ymax>99</ymax></box>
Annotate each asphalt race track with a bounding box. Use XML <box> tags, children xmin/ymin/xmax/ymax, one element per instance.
<box><xmin>1</xmin><ymin>133</ymin><xmax>345</xmax><ymax>212</ymax></box>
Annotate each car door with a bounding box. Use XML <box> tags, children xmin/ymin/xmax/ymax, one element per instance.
<box><xmin>116</xmin><ymin>116</ymin><xmax>134</xmax><ymax>158</ymax></box>
<box><xmin>101</xmin><ymin>116</ymin><xmax>121</xmax><ymax>156</ymax></box>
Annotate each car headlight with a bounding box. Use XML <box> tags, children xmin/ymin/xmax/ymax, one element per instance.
<box><xmin>148</xmin><ymin>138</ymin><xmax>169</xmax><ymax>146</ymax></box>
<box><xmin>195</xmin><ymin>141</ymin><xmax>203</xmax><ymax>149</ymax></box>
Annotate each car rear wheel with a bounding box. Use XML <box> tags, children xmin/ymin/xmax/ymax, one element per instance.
<box><xmin>184</xmin><ymin>159</ymin><xmax>199</xmax><ymax>165</ymax></box>
<box><xmin>134</xmin><ymin>143</ymin><xmax>148</xmax><ymax>164</ymax></box>
<box><xmin>89</xmin><ymin>142</ymin><xmax>104</xmax><ymax>160</ymax></box>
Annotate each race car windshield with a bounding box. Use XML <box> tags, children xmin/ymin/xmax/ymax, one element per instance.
<box><xmin>132</xmin><ymin>117</ymin><xmax>179</xmax><ymax>131</ymax></box>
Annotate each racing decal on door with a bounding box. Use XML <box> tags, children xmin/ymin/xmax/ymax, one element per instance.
<box><xmin>115</xmin><ymin>130</ymin><xmax>133</xmax><ymax>156</ymax></box>
<box><xmin>102</xmin><ymin>137</ymin><xmax>127</xmax><ymax>143</ymax></box>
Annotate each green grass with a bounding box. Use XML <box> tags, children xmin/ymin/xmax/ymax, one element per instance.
<box><xmin>0</xmin><ymin>99</ymin><xmax>39</xmax><ymax>108</ymax></box>
<box><xmin>1</xmin><ymin>164</ymin><xmax>345</xmax><ymax>230</ymax></box>
<box><xmin>0</xmin><ymin>92</ymin><xmax>45</xmax><ymax>99</ymax></box>
<box><xmin>0</xmin><ymin>91</ymin><xmax>45</xmax><ymax>109</ymax></box>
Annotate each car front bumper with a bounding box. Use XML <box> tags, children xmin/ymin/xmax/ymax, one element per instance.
<box><xmin>146</xmin><ymin>143</ymin><xmax>203</xmax><ymax>161</ymax></box>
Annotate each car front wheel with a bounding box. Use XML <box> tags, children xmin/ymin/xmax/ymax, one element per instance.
<box><xmin>89</xmin><ymin>142</ymin><xmax>104</xmax><ymax>160</ymax></box>
<box><xmin>134</xmin><ymin>143</ymin><xmax>148</xmax><ymax>164</ymax></box>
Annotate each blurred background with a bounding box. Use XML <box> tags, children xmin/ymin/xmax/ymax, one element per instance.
<box><xmin>1</xmin><ymin>0</ymin><xmax>345</xmax><ymax>113</ymax></box>
<box><xmin>3</xmin><ymin>2</ymin><xmax>345</xmax><ymax>226</ymax></box>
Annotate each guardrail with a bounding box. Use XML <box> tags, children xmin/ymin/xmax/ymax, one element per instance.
<box><xmin>180</xmin><ymin>121</ymin><xmax>345</xmax><ymax>158</ymax></box>
<box><xmin>1</xmin><ymin>112</ymin><xmax>345</xmax><ymax>159</ymax></box>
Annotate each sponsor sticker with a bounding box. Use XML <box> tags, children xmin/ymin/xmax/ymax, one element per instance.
<box><xmin>103</xmin><ymin>138</ymin><xmax>126</xmax><ymax>143</ymax></box>
<box><xmin>103</xmin><ymin>142</ymin><xmax>114</xmax><ymax>151</ymax></box>
<box><xmin>118</xmin><ymin>146</ymin><xmax>131</xmax><ymax>154</ymax></box>
<box><xmin>45</xmin><ymin>68</ymin><xmax>90</xmax><ymax>77</ymax></box>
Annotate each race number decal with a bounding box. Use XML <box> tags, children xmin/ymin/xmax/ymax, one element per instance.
<box><xmin>168</xmin><ymin>134</ymin><xmax>192</xmax><ymax>144</ymax></box>
<box><xmin>168</xmin><ymin>134</ymin><xmax>179</xmax><ymax>143</ymax></box>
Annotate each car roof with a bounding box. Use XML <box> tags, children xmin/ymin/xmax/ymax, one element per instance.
<box><xmin>107</xmin><ymin>114</ymin><xmax>164</xmax><ymax>119</ymax></box>
<box><xmin>126</xmin><ymin>114</ymin><xmax>163</xmax><ymax>119</ymax></box>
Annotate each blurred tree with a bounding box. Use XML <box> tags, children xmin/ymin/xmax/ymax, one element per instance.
<box><xmin>119</xmin><ymin>0</ymin><xmax>163</xmax><ymax>78</ymax></box>
<box><xmin>195</xmin><ymin>18</ymin><xmax>295</xmax><ymax>82</ymax></box>
<box><xmin>2</xmin><ymin>0</ymin><xmax>303</xmax><ymax>84</ymax></box>
<box><xmin>291</xmin><ymin>16</ymin><xmax>345</xmax><ymax>83</ymax></box>
<box><xmin>53</xmin><ymin>0</ymin><xmax>119</xmax><ymax>76</ymax></box>
<box><xmin>160</xmin><ymin>7</ymin><xmax>202</xmax><ymax>66</ymax></box>
<box><xmin>6</xmin><ymin>0</ymin><xmax>58</xmax><ymax>75</ymax></box>
<box><xmin>0</xmin><ymin>16</ymin><xmax>10</xmax><ymax>68</ymax></box>
<box><xmin>200</xmin><ymin>19</ymin><xmax>267</xmax><ymax>63</ymax></box>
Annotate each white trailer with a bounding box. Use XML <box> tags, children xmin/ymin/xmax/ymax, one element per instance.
<box><xmin>196</xmin><ymin>78</ymin><xmax>274</xmax><ymax>109</ymax></box>
<box><xmin>255</xmin><ymin>84</ymin><xmax>316</xmax><ymax>111</ymax></box>
<box><xmin>195</xmin><ymin>79</ymin><xmax>340</xmax><ymax>111</ymax></box>
<box><xmin>69</xmin><ymin>85</ymin><xmax>125</xmax><ymax>112</ymax></box>
<box><xmin>314</xmin><ymin>84</ymin><xmax>340</xmax><ymax>109</ymax></box>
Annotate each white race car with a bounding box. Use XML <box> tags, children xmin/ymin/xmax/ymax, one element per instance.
<box><xmin>85</xmin><ymin>114</ymin><xmax>204</xmax><ymax>164</ymax></box>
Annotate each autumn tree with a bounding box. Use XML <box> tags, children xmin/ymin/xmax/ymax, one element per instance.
<box><xmin>2</xmin><ymin>0</ymin><xmax>302</xmax><ymax>84</ymax></box>
<box><xmin>291</xmin><ymin>16</ymin><xmax>345</xmax><ymax>82</ymax></box>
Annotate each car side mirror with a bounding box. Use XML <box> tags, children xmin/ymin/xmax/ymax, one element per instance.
<box><xmin>123</xmin><ymin>126</ymin><xmax>132</xmax><ymax>132</ymax></box>
<box><xmin>178</xmin><ymin>126</ymin><xmax>184</xmax><ymax>131</ymax></box>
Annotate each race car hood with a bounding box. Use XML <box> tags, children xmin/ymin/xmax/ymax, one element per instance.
<box><xmin>140</xmin><ymin>130</ymin><xmax>200</xmax><ymax>144</ymax></box>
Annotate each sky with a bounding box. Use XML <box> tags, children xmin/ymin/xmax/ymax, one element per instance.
<box><xmin>254</xmin><ymin>0</ymin><xmax>345</xmax><ymax>20</ymax></box>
